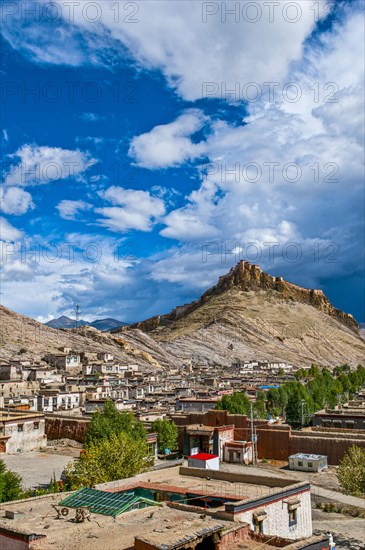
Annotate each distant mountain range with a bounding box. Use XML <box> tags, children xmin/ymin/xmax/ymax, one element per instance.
<box><xmin>45</xmin><ymin>316</ymin><xmax>128</xmax><ymax>331</ymax></box>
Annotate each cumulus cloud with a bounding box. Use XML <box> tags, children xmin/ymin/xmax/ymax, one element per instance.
<box><xmin>0</xmin><ymin>217</ymin><xmax>23</xmax><ymax>241</ymax></box>
<box><xmin>96</xmin><ymin>186</ymin><xmax>165</xmax><ymax>232</ymax></box>
<box><xmin>129</xmin><ymin>109</ymin><xmax>208</xmax><ymax>169</ymax></box>
<box><xmin>2</xmin><ymin>1</ymin><xmax>329</xmax><ymax>101</ymax></box>
<box><xmin>152</xmin><ymin>8</ymin><xmax>364</xmax><ymax>299</ymax></box>
<box><xmin>0</xmin><ymin>187</ymin><xmax>34</xmax><ymax>215</ymax></box>
<box><xmin>0</xmin><ymin>234</ymin><xmax>136</xmax><ymax>319</ymax></box>
<box><xmin>1</xmin><ymin>1</ymin><xmax>363</xmax><ymax>321</ymax></box>
<box><xmin>56</xmin><ymin>200</ymin><xmax>92</xmax><ymax>221</ymax></box>
<box><xmin>160</xmin><ymin>208</ymin><xmax>218</xmax><ymax>241</ymax></box>
<box><xmin>3</xmin><ymin>144</ymin><xmax>98</xmax><ymax>186</ymax></box>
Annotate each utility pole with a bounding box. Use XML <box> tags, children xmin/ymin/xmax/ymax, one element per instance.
<box><xmin>75</xmin><ymin>304</ymin><xmax>80</xmax><ymax>329</ymax></box>
<box><xmin>250</xmin><ymin>402</ymin><xmax>256</xmax><ymax>464</ymax></box>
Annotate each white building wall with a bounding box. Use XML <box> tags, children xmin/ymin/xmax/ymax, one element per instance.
<box><xmin>4</xmin><ymin>419</ymin><xmax>47</xmax><ymax>454</ymax></box>
<box><xmin>235</xmin><ymin>489</ymin><xmax>312</xmax><ymax>540</ymax></box>
<box><xmin>188</xmin><ymin>457</ymin><xmax>220</xmax><ymax>470</ymax></box>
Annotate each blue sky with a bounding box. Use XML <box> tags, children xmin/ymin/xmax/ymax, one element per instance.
<box><xmin>0</xmin><ymin>0</ymin><xmax>364</xmax><ymax>323</ymax></box>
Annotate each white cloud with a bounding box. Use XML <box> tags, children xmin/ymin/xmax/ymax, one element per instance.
<box><xmin>160</xmin><ymin>208</ymin><xmax>218</xmax><ymax>241</ymax></box>
<box><xmin>155</xmin><ymin>8</ymin><xmax>364</xmax><ymax>293</ymax></box>
<box><xmin>96</xmin><ymin>186</ymin><xmax>165</xmax><ymax>232</ymax></box>
<box><xmin>0</xmin><ymin>217</ymin><xmax>23</xmax><ymax>241</ymax></box>
<box><xmin>2</xmin><ymin>1</ymin><xmax>330</xmax><ymax>101</ymax></box>
<box><xmin>1</xmin><ymin>1</ymin><xmax>364</xmax><ymax>321</ymax></box>
<box><xmin>129</xmin><ymin>109</ymin><xmax>207</xmax><ymax>169</ymax></box>
<box><xmin>79</xmin><ymin>112</ymin><xmax>105</xmax><ymax>122</ymax></box>
<box><xmin>0</xmin><ymin>187</ymin><xmax>34</xmax><ymax>215</ymax></box>
<box><xmin>4</xmin><ymin>144</ymin><xmax>98</xmax><ymax>186</ymax></box>
<box><xmin>56</xmin><ymin>200</ymin><xmax>92</xmax><ymax>221</ymax></box>
<box><xmin>0</xmin><ymin>230</ymin><xmax>149</xmax><ymax>321</ymax></box>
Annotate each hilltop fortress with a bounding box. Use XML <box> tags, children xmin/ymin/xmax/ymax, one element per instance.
<box><xmin>129</xmin><ymin>261</ymin><xmax>358</xmax><ymax>334</ymax></box>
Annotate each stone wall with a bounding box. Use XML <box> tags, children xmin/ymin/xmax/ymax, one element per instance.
<box><xmin>173</xmin><ymin>410</ymin><xmax>365</xmax><ymax>465</ymax></box>
<box><xmin>45</xmin><ymin>415</ymin><xmax>90</xmax><ymax>442</ymax></box>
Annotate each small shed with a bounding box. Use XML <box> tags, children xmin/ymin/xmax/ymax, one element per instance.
<box><xmin>188</xmin><ymin>452</ymin><xmax>220</xmax><ymax>470</ymax></box>
<box><xmin>289</xmin><ymin>453</ymin><xmax>328</xmax><ymax>472</ymax></box>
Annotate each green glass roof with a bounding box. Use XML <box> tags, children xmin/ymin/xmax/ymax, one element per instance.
<box><xmin>59</xmin><ymin>487</ymin><xmax>158</xmax><ymax>517</ymax></box>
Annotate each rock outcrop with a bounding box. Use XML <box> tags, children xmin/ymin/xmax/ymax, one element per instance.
<box><xmin>129</xmin><ymin>260</ymin><xmax>359</xmax><ymax>334</ymax></box>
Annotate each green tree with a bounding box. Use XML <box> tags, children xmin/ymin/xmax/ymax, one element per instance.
<box><xmin>308</xmin><ymin>364</ymin><xmax>320</xmax><ymax>378</ymax></box>
<box><xmin>253</xmin><ymin>391</ymin><xmax>267</xmax><ymax>419</ymax></box>
<box><xmin>266</xmin><ymin>387</ymin><xmax>288</xmax><ymax>417</ymax></box>
<box><xmin>215</xmin><ymin>392</ymin><xmax>251</xmax><ymax>415</ymax></box>
<box><xmin>0</xmin><ymin>459</ymin><xmax>22</xmax><ymax>503</ymax></box>
<box><xmin>65</xmin><ymin>433</ymin><xmax>152</xmax><ymax>489</ymax></box>
<box><xmin>85</xmin><ymin>400</ymin><xmax>146</xmax><ymax>447</ymax></box>
<box><xmin>337</xmin><ymin>445</ymin><xmax>365</xmax><ymax>496</ymax></box>
<box><xmin>285</xmin><ymin>383</ymin><xmax>313</xmax><ymax>428</ymax></box>
<box><xmin>152</xmin><ymin>419</ymin><xmax>178</xmax><ymax>453</ymax></box>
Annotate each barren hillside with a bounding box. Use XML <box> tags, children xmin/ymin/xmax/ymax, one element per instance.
<box><xmin>120</xmin><ymin>261</ymin><xmax>365</xmax><ymax>368</ymax></box>
<box><xmin>0</xmin><ymin>305</ymin><xmax>174</xmax><ymax>370</ymax></box>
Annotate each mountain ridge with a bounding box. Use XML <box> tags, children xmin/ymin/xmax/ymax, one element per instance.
<box><xmin>45</xmin><ymin>316</ymin><xmax>128</xmax><ymax>331</ymax></box>
<box><xmin>128</xmin><ymin>260</ymin><xmax>359</xmax><ymax>335</ymax></box>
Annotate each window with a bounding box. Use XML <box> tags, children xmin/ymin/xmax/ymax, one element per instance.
<box><xmin>307</xmin><ymin>462</ymin><xmax>313</xmax><ymax>468</ymax></box>
<box><xmin>289</xmin><ymin>509</ymin><xmax>297</xmax><ymax>526</ymax></box>
<box><xmin>298</xmin><ymin>461</ymin><xmax>303</xmax><ymax>467</ymax></box>
<box><xmin>17</xmin><ymin>424</ymin><xmax>24</xmax><ymax>432</ymax></box>
<box><xmin>33</xmin><ymin>422</ymin><xmax>39</xmax><ymax>430</ymax></box>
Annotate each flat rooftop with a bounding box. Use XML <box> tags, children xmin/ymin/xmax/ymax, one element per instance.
<box><xmin>97</xmin><ymin>465</ymin><xmax>286</xmax><ymax>502</ymax></box>
<box><xmin>289</xmin><ymin>454</ymin><xmax>327</xmax><ymax>460</ymax></box>
<box><xmin>0</xmin><ymin>467</ymin><xmax>306</xmax><ymax>549</ymax></box>
<box><xmin>0</xmin><ymin>411</ymin><xmax>44</xmax><ymax>422</ymax></box>
<box><xmin>0</xmin><ymin>495</ymin><xmax>233</xmax><ymax>550</ymax></box>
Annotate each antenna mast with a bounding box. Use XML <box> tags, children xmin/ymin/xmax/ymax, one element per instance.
<box><xmin>75</xmin><ymin>304</ymin><xmax>80</xmax><ymax>329</ymax></box>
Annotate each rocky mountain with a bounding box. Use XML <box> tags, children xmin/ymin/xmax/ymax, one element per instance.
<box><xmin>119</xmin><ymin>261</ymin><xmax>365</xmax><ymax>368</ymax></box>
<box><xmin>90</xmin><ymin>318</ymin><xmax>129</xmax><ymax>331</ymax></box>
<box><xmin>0</xmin><ymin>306</ymin><xmax>172</xmax><ymax>370</ymax></box>
<box><xmin>45</xmin><ymin>316</ymin><xmax>127</xmax><ymax>331</ymax></box>
<box><xmin>2</xmin><ymin>261</ymin><xmax>364</xmax><ymax>369</ymax></box>
<box><xmin>45</xmin><ymin>316</ymin><xmax>88</xmax><ymax>329</ymax></box>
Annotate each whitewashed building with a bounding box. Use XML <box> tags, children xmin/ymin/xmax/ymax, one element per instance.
<box><xmin>289</xmin><ymin>453</ymin><xmax>328</xmax><ymax>472</ymax></box>
<box><xmin>0</xmin><ymin>411</ymin><xmax>46</xmax><ymax>453</ymax></box>
<box><xmin>44</xmin><ymin>353</ymin><xmax>81</xmax><ymax>371</ymax></box>
<box><xmin>225</xmin><ymin>482</ymin><xmax>312</xmax><ymax>540</ymax></box>
<box><xmin>188</xmin><ymin>452</ymin><xmax>220</xmax><ymax>470</ymax></box>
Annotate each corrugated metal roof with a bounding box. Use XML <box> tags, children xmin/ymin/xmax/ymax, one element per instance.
<box><xmin>59</xmin><ymin>487</ymin><xmax>158</xmax><ymax>517</ymax></box>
